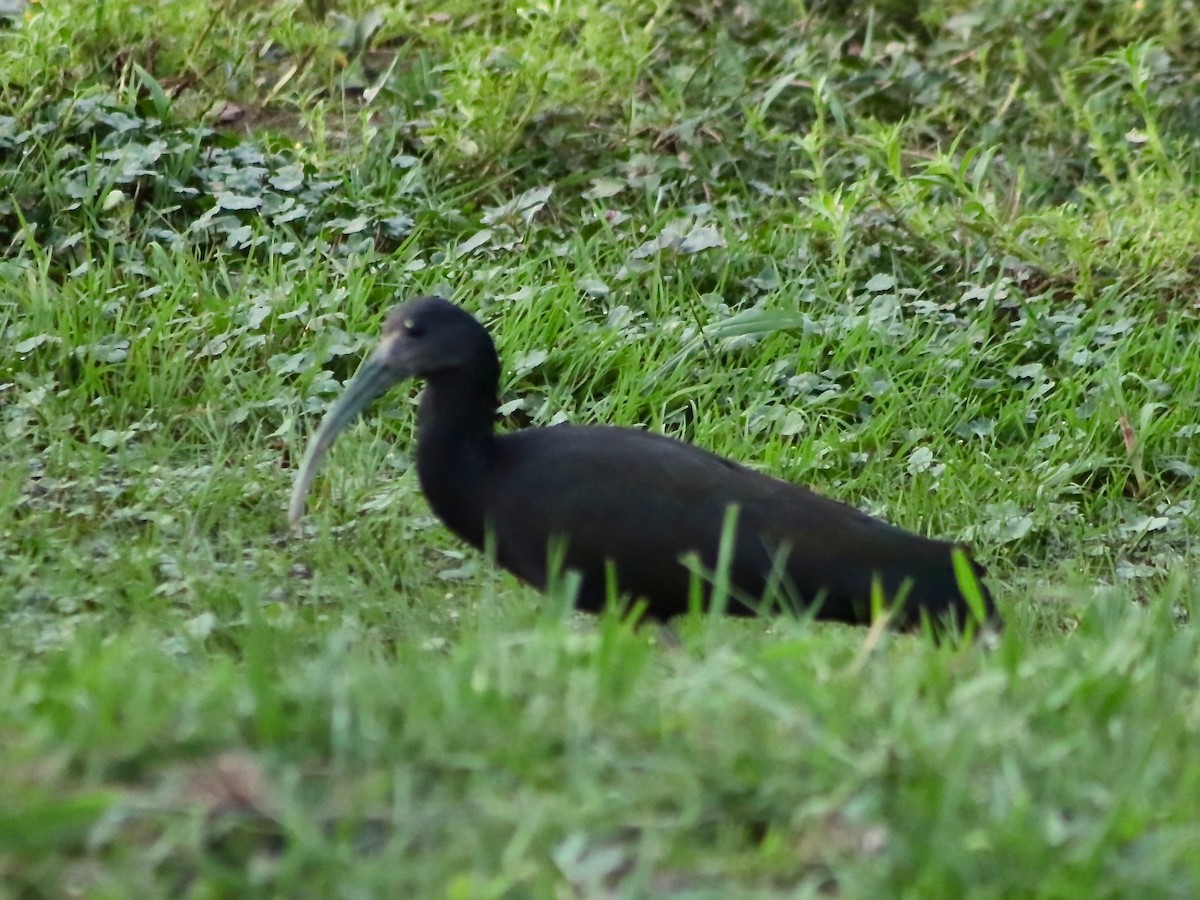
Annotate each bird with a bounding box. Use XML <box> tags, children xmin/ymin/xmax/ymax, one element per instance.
<box><xmin>289</xmin><ymin>296</ymin><xmax>995</xmax><ymax>631</ymax></box>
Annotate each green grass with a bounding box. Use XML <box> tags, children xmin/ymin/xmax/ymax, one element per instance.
<box><xmin>2</xmin><ymin>0</ymin><xmax>1199</xmax><ymax>895</ymax></box>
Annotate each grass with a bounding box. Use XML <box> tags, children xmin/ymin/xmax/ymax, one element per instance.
<box><xmin>2</xmin><ymin>0</ymin><xmax>1199</xmax><ymax>895</ymax></box>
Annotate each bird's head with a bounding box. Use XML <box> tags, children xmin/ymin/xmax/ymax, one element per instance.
<box><xmin>287</xmin><ymin>296</ymin><xmax>496</xmax><ymax>526</ymax></box>
<box><xmin>375</xmin><ymin>295</ymin><xmax>498</xmax><ymax>381</ymax></box>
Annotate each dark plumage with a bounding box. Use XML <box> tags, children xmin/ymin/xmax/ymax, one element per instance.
<box><xmin>290</xmin><ymin>296</ymin><xmax>995</xmax><ymax>630</ymax></box>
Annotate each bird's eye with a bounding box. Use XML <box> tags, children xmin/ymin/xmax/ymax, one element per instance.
<box><xmin>403</xmin><ymin>319</ymin><xmax>424</xmax><ymax>338</ymax></box>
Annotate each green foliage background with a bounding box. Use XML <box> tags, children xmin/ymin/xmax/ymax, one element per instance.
<box><xmin>1</xmin><ymin>0</ymin><xmax>1198</xmax><ymax>895</ymax></box>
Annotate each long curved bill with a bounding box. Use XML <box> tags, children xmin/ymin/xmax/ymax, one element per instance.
<box><xmin>288</xmin><ymin>347</ymin><xmax>403</xmax><ymax>527</ymax></box>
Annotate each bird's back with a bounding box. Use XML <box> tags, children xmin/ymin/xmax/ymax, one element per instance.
<box><xmin>472</xmin><ymin>424</ymin><xmax>988</xmax><ymax>625</ymax></box>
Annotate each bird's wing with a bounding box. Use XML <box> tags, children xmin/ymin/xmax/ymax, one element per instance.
<box><xmin>482</xmin><ymin>426</ymin><xmax>966</xmax><ymax>619</ymax></box>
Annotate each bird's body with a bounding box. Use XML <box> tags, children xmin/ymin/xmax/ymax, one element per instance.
<box><xmin>290</xmin><ymin>296</ymin><xmax>995</xmax><ymax>630</ymax></box>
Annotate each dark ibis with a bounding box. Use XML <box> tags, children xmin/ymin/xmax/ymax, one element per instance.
<box><xmin>289</xmin><ymin>296</ymin><xmax>995</xmax><ymax>630</ymax></box>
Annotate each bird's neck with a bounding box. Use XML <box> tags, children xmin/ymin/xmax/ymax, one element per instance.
<box><xmin>413</xmin><ymin>374</ymin><xmax>498</xmax><ymax>548</ymax></box>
